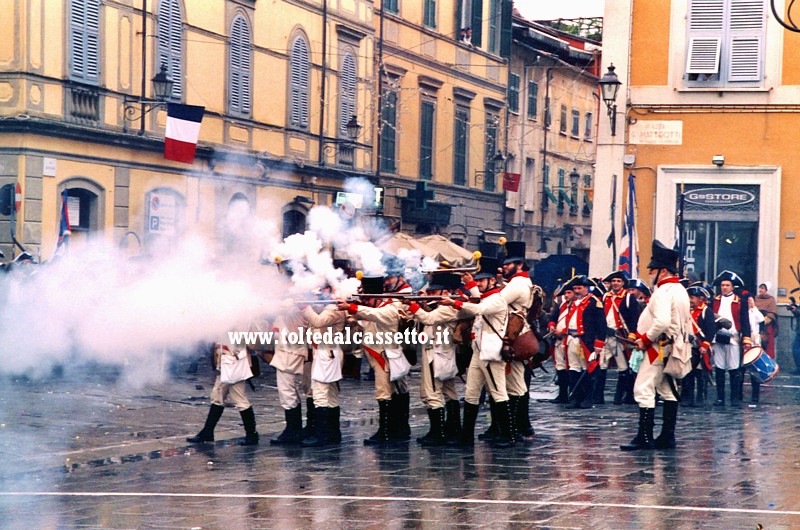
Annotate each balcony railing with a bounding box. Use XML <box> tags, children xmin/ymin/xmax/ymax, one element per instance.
<box><xmin>65</xmin><ymin>83</ymin><xmax>101</xmax><ymax>125</ymax></box>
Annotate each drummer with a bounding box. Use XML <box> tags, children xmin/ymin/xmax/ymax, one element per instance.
<box><xmin>746</xmin><ymin>296</ymin><xmax>767</xmax><ymax>403</ymax></box>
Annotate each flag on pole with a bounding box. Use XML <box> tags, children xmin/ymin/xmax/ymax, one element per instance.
<box><xmin>619</xmin><ymin>173</ymin><xmax>639</xmax><ymax>279</ymax></box>
<box><xmin>164</xmin><ymin>103</ymin><xmax>205</xmax><ymax>164</ymax></box>
<box><xmin>55</xmin><ymin>189</ymin><xmax>71</xmax><ymax>255</ymax></box>
<box><xmin>502</xmin><ymin>172</ymin><xmax>521</xmax><ymax>192</ymax></box>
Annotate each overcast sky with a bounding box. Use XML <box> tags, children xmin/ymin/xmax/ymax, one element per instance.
<box><xmin>515</xmin><ymin>0</ymin><xmax>605</xmax><ymax>21</ymax></box>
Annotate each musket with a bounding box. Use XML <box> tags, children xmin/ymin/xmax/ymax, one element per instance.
<box><xmin>420</xmin><ymin>267</ymin><xmax>479</xmax><ymax>274</ymax></box>
<box><xmin>292</xmin><ymin>300</ymin><xmax>341</xmax><ymax>305</ymax></box>
<box><xmin>350</xmin><ymin>293</ymin><xmax>451</xmax><ymax>300</ymax></box>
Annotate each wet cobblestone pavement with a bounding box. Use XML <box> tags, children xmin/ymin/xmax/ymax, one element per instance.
<box><xmin>1</xmin><ymin>359</ymin><xmax>800</xmax><ymax>528</ymax></box>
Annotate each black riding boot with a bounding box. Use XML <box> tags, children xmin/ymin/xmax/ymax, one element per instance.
<box><xmin>444</xmin><ymin>400</ymin><xmax>462</xmax><ymax>442</ymax></box>
<box><xmin>187</xmin><ymin>403</ymin><xmax>224</xmax><ymax>443</ymax></box>
<box><xmin>478</xmin><ymin>397</ymin><xmax>498</xmax><ymax>440</ymax></box>
<box><xmin>593</xmin><ymin>369</ymin><xmax>607</xmax><ymax>405</ymax></box>
<box><xmin>620</xmin><ymin>407</ymin><xmax>655</xmax><ymax>451</ymax></box>
<box><xmin>681</xmin><ymin>371</ymin><xmax>696</xmax><ymax>408</ymax></box>
<box><xmin>390</xmin><ymin>392</ymin><xmax>411</xmax><ymax>441</ymax></box>
<box><xmin>730</xmin><ymin>369</ymin><xmax>743</xmax><ymax>408</ymax></box>
<box><xmin>713</xmin><ymin>368</ymin><xmax>726</xmax><ymax>406</ymax></box>
<box><xmin>489</xmin><ymin>400</ymin><xmax>515</xmax><ymax>448</ymax></box>
<box><xmin>654</xmin><ymin>400</ymin><xmax>678</xmax><ymax>450</ymax></box>
<box><xmin>552</xmin><ymin>370</ymin><xmax>570</xmax><ymax>404</ymax></box>
<box><xmin>751</xmin><ymin>376</ymin><xmax>761</xmax><ymax>403</ymax></box>
<box><xmin>420</xmin><ymin>408</ymin><xmax>447</xmax><ymax>446</ymax></box>
<box><xmin>238</xmin><ymin>407</ymin><xmax>259</xmax><ymax>446</ymax></box>
<box><xmin>697</xmin><ymin>370</ymin><xmax>707</xmax><ymax>406</ymax></box>
<box><xmin>517</xmin><ymin>392</ymin><xmax>534</xmax><ymax>438</ymax></box>
<box><xmin>329</xmin><ymin>406</ymin><xmax>341</xmax><ymax>443</ymax></box>
<box><xmin>364</xmin><ymin>400</ymin><xmax>392</xmax><ymax>445</ymax></box>
<box><xmin>303</xmin><ymin>397</ymin><xmax>315</xmax><ymax>439</ymax></box>
<box><xmin>613</xmin><ymin>371</ymin><xmax>627</xmax><ymax>405</ymax></box>
<box><xmin>565</xmin><ymin>371</ymin><xmax>583</xmax><ymax>409</ymax></box>
<box><xmin>623</xmin><ymin>369</ymin><xmax>637</xmax><ymax>404</ymax></box>
<box><xmin>417</xmin><ymin>408</ymin><xmax>435</xmax><ymax>444</ymax></box>
<box><xmin>270</xmin><ymin>404</ymin><xmax>303</xmax><ymax>445</ymax></box>
<box><xmin>451</xmin><ymin>402</ymin><xmax>479</xmax><ymax>446</ymax></box>
<box><xmin>301</xmin><ymin>407</ymin><xmax>330</xmax><ymax>447</ymax></box>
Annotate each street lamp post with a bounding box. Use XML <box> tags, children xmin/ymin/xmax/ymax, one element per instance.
<box><xmin>598</xmin><ymin>63</ymin><xmax>622</xmax><ymax>137</ymax></box>
<box><xmin>122</xmin><ymin>64</ymin><xmax>175</xmax><ymax>134</ymax></box>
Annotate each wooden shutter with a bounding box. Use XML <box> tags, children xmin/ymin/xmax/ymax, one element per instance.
<box><xmin>157</xmin><ymin>0</ymin><xmax>183</xmax><ymax>100</ymax></box>
<box><xmin>686</xmin><ymin>0</ymin><xmax>724</xmax><ymax>75</ymax></box>
<box><xmin>471</xmin><ymin>0</ymin><xmax>483</xmax><ymax>47</ymax></box>
<box><xmin>420</xmin><ymin>101</ymin><xmax>435</xmax><ymax>180</ymax></box>
<box><xmin>69</xmin><ymin>0</ymin><xmax>100</xmax><ymax>84</ymax></box>
<box><xmin>727</xmin><ymin>0</ymin><xmax>765</xmax><ymax>82</ymax></box>
<box><xmin>500</xmin><ymin>0</ymin><xmax>513</xmax><ymax>58</ymax></box>
<box><xmin>339</xmin><ymin>53</ymin><xmax>357</xmax><ymax>137</ymax></box>
<box><xmin>290</xmin><ymin>36</ymin><xmax>310</xmax><ymax>128</ymax></box>
<box><xmin>229</xmin><ymin>15</ymin><xmax>251</xmax><ymax>115</ymax></box>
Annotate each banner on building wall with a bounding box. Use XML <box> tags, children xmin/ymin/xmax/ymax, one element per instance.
<box><xmin>164</xmin><ymin>103</ymin><xmax>205</xmax><ymax>164</ymax></box>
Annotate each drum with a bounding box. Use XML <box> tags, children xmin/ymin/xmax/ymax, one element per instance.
<box><xmin>742</xmin><ymin>346</ymin><xmax>780</xmax><ymax>383</ymax></box>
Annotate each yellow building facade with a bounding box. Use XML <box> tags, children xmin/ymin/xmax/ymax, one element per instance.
<box><xmin>374</xmin><ymin>0</ymin><xmax>512</xmax><ymax>248</ymax></box>
<box><xmin>592</xmin><ymin>0</ymin><xmax>796</xmax><ymax>298</ymax></box>
<box><xmin>1</xmin><ymin>0</ymin><xmax>376</xmax><ymax>260</ymax></box>
<box><xmin>0</xmin><ymin>0</ymin><xmax>519</xmax><ymax>262</ymax></box>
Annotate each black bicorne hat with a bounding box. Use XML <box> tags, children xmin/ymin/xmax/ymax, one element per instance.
<box><xmin>647</xmin><ymin>240</ymin><xmax>678</xmax><ymax>270</ymax></box>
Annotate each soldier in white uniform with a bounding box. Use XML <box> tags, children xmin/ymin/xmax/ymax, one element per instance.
<box><xmin>442</xmin><ymin>255</ymin><xmax>514</xmax><ymax>448</ymax></box>
<box><xmin>406</xmin><ymin>272</ymin><xmax>462</xmax><ymax>446</ymax></box>
<box><xmin>599</xmin><ymin>270</ymin><xmax>641</xmax><ymax>405</ymax></box>
<box><xmin>267</xmin><ymin>308</ymin><xmax>310</xmax><ymax>445</ymax></box>
<box><xmin>498</xmin><ymin>241</ymin><xmax>536</xmax><ymax>441</ymax></box>
<box><xmin>187</xmin><ymin>333</ymin><xmax>259</xmax><ymax>445</ymax></box>
<box><xmin>301</xmin><ymin>291</ymin><xmax>346</xmax><ymax>446</ymax></box>
<box><xmin>339</xmin><ymin>273</ymin><xmax>413</xmax><ymax>444</ymax></box>
<box><xmin>621</xmin><ymin>241</ymin><xmax>691</xmax><ymax>451</ymax></box>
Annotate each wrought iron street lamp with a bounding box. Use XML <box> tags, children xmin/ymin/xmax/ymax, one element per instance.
<box><xmin>598</xmin><ymin>63</ymin><xmax>622</xmax><ymax>137</ymax></box>
<box><xmin>123</xmin><ymin>64</ymin><xmax>174</xmax><ymax>134</ymax></box>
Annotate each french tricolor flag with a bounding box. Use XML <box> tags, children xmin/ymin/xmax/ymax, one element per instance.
<box><xmin>164</xmin><ymin>103</ymin><xmax>205</xmax><ymax>164</ymax></box>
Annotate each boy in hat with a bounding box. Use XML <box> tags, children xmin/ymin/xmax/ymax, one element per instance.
<box><xmin>710</xmin><ymin>270</ymin><xmax>752</xmax><ymax>407</ymax></box>
<box><xmin>684</xmin><ymin>283</ymin><xmax>716</xmax><ymax>407</ymax></box>
<box><xmin>621</xmin><ymin>240</ymin><xmax>691</xmax><ymax>451</ymax></box>
<box><xmin>561</xmin><ymin>275</ymin><xmax>606</xmax><ymax>409</ymax></box>
<box><xmin>547</xmin><ymin>281</ymin><xmax>575</xmax><ymax>403</ymax></box>
<box><xmin>600</xmin><ymin>270</ymin><xmax>641</xmax><ymax>405</ymax></box>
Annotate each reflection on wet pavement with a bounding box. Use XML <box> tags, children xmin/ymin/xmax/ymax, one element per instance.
<box><xmin>1</xmin><ymin>361</ymin><xmax>800</xmax><ymax>528</ymax></box>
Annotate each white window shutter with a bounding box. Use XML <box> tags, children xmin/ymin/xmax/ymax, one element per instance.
<box><xmin>158</xmin><ymin>0</ymin><xmax>183</xmax><ymax>100</ymax></box>
<box><xmin>686</xmin><ymin>37</ymin><xmax>722</xmax><ymax>73</ymax></box>
<box><xmin>84</xmin><ymin>0</ymin><xmax>100</xmax><ymax>83</ymax></box>
<box><xmin>229</xmin><ymin>15</ymin><xmax>251</xmax><ymax>115</ymax></box>
<box><xmin>69</xmin><ymin>0</ymin><xmax>86</xmax><ymax>79</ymax></box>
<box><xmin>339</xmin><ymin>53</ymin><xmax>357</xmax><ymax>137</ymax></box>
<box><xmin>686</xmin><ymin>0</ymin><xmax>724</xmax><ymax>75</ymax></box>
<box><xmin>290</xmin><ymin>37</ymin><xmax>309</xmax><ymax>128</ymax></box>
<box><xmin>727</xmin><ymin>0</ymin><xmax>765</xmax><ymax>82</ymax></box>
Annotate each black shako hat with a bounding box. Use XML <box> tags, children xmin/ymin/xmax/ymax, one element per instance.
<box><xmin>427</xmin><ymin>272</ymin><xmax>462</xmax><ymax>292</ymax></box>
<box><xmin>503</xmin><ymin>241</ymin><xmax>526</xmax><ymax>264</ymax></box>
<box><xmin>647</xmin><ymin>240</ymin><xmax>678</xmax><ymax>270</ymax></box>
<box><xmin>360</xmin><ymin>276</ymin><xmax>385</xmax><ymax>295</ymax></box>
<box><xmin>474</xmin><ymin>256</ymin><xmax>501</xmax><ymax>280</ymax></box>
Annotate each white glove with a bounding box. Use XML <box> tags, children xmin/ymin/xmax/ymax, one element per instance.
<box><xmin>588</xmin><ymin>352</ymin><xmax>598</xmax><ymax>363</ymax></box>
